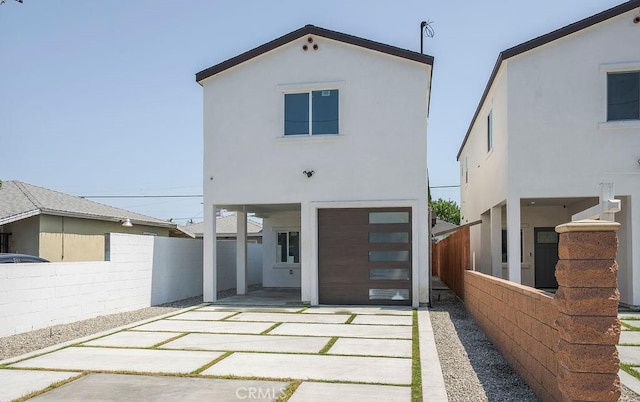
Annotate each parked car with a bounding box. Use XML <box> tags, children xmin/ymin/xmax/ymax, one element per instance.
<box><xmin>0</xmin><ymin>253</ymin><xmax>50</xmax><ymax>263</ymax></box>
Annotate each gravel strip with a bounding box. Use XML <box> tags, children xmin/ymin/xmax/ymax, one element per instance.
<box><xmin>430</xmin><ymin>289</ymin><xmax>639</xmax><ymax>401</ymax></box>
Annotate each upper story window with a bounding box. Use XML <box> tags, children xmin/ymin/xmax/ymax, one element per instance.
<box><xmin>607</xmin><ymin>71</ymin><xmax>640</xmax><ymax>121</ymax></box>
<box><xmin>284</xmin><ymin>89</ymin><xmax>339</xmax><ymax>135</ymax></box>
<box><xmin>487</xmin><ymin>110</ymin><xmax>493</xmax><ymax>152</ymax></box>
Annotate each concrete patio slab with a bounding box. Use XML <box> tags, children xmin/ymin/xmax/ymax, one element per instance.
<box><xmin>131</xmin><ymin>319</ymin><xmax>273</xmax><ymax>334</ymax></box>
<box><xmin>303</xmin><ymin>306</ymin><xmax>412</xmax><ymax>316</ymax></box>
<box><xmin>620</xmin><ymin>331</ymin><xmax>640</xmax><ymax>345</ymax></box>
<box><xmin>162</xmin><ymin>333</ymin><xmax>330</xmax><ymax>353</ymax></box>
<box><xmin>213</xmin><ymin>288</ymin><xmax>301</xmax><ymax>306</ymax></box>
<box><xmin>327</xmin><ymin>338</ymin><xmax>412</xmax><ymax>357</ymax></box>
<box><xmin>11</xmin><ymin>347</ymin><xmax>223</xmax><ymax>374</ymax></box>
<box><xmin>228</xmin><ymin>312</ymin><xmax>350</xmax><ymax>324</ymax></box>
<box><xmin>270</xmin><ymin>323</ymin><xmax>412</xmax><ymax>339</ymax></box>
<box><xmin>167</xmin><ymin>311</ymin><xmax>236</xmax><ymax>321</ymax></box>
<box><xmin>619</xmin><ymin>369</ymin><xmax>640</xmax><ymax>397</ymax></box>
<box><xmin>351</xmin><ymin>314</ymin><xmax>412</xmax><ymax>326</ymax></box>
<box><xmin>198</xmin><ymin>306</ymin><xmax>304</xmax><ymax>313</ymax></box>
<box><xmin>202</xmin><ymin>352</ymin><xmax>412</xmax><ymax>385</ymax></box>
<box><xmin>619</xmin><ymin>345</ymin><xmax>640</xmax><ymax>365</ymax></box>
<box><xmin>0</xmin><ymin>369</ymin><xmax>80</xmax><ymax>402</ymax></box>
<box><xmin>288</xmin><ymin>382</ymin><xmax>411</xmax><ymax>402</ymax></box>
<box><xmin>622</xmin><ymin>320</ymin><xmax>640</xmax><ymax>330</ymax></box>
<box><xmin>28</xmin><ymin>373</ymin><xmax>289</xmax><ymax>402</ymax></box>
<box><xmin>81</xmin><ymin>331</ymin><xmax>178</xmax><ymax>348</ymax></box>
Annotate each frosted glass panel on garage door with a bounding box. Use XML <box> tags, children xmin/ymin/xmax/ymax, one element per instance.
<box><xmin>368</xmin><ymin>212</ymin><xmax>409</xmax><ymax>224</ymax></box>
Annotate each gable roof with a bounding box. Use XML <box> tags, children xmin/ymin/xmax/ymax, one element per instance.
<box><xmin>456</xmin><ymin>0</ymin><xmax>640</xmax><ymax>160</ymax></box>
<box><xmin>183</xmin><ymin>214</ymin><xmax>263</xmax><ymax>238</ymax></box>
<box><xmin>432</xmin><ymin>219</ymin><xmax>459</xmax><ymax>237</ymax></box>
<box><xmin>0</xmin><ymin>180</ymin><xmax>177</xmax><ymax>229</ymax></box>
<box><xmin>196</xmin><ymin>24</ymin><xmax>434</xmax><ymax>83</ymax></box>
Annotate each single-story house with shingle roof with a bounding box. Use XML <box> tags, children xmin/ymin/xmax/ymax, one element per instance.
<box><xmin>0</xmin><ymin>180</ymin><xmax>191</xmax><ymax>262</ymax></box>
<box><xmin>183</xmin><ymin>214</ymin><xmax>263</xmax><ymax>242</ymax></box>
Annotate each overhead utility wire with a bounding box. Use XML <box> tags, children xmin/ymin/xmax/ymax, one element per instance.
<box><xmin>81</xmin><ymin>195</ymin><xmax>203</xmax><ymax>199</ymax></box>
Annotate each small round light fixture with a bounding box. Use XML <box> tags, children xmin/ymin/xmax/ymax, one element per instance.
<box><xmin>122</xmin><ymin>218</ymin><xmax>133</xmax><ymax>227</ymax></box>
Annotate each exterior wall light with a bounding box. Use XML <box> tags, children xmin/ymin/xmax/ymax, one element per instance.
<box><xmin>121</xmin><ymin>218</ymin><xmax>133</xmax><ymax>227</ymax></box>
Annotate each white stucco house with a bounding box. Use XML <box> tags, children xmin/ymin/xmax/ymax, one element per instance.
<box><xmin>457</xmin><ymin>1</ymin><xmax>640</xmax><ymax>305</ymax></box>
<box><xmin>196</xmin><ymin>25</ymin><xmax>433</xmax><ymax>306</ymax></box>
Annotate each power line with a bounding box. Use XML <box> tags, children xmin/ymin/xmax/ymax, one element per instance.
<box><xmin>81</xmin><ymin>195</ymin><xmax>203</xmax><ymax>199</ymax></box>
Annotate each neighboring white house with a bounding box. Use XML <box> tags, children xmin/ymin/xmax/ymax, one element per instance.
<box><xmin>457</xmin><ymin>1</ymin><xmax>640</xmax><ymax>305</ymax></box>
<box><xmin>196</xmin><ymin>25</ymin><xmax>433</xmax><ymax>306</ymax></box>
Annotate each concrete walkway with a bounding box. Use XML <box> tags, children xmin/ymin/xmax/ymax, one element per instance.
<box><xmin>618</xmin><ymin>312</ymin><xmax>640</xmax><ymax>395</ymax></box>
<box><xmin>0</xmin><ymin>305</ymin><xmax>447</xmax><ymax>401</ymax></box>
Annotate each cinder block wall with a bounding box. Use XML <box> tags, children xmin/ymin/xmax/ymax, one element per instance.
<box><xmin>464</xmin><ymin>271</ymin><xmax>562</xmax><ymax>401</ymax></box>
<box><xmin>0</xmin><ymin>234</ymin><xmax>203</xmax><ymax>337</ymax></box>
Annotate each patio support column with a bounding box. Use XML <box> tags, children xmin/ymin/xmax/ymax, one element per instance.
<box><xmin>236</xmin><ymin>209</ymin><xmax>248</xmax><ymax>295</ymax></box>
<box><xmin>506</xmin><ymin>200</ymin><xmax>522</xmax><ymax>283</ymax></box>
<box><xmin>301</xmin><ymin>201</ymin><xmax>315</xmax><ymax>305</ymax></box>
<box><xmin>490</xmin><ymin>206</ymin><xmax>502</xmax><ymax>278</ymax></box>
<box><xmin>203</xmin><ymin>204</ymin><xmax>217</xmax><ymax>302</ymax></box>
<box><xmin>554</xmin><ymin>220</ymin><xmax>621</xmax><ymax>401</ymax></box>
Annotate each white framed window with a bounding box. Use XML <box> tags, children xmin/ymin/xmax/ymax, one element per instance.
<box><xmin>276</xmin><ymin>230</ymin><xmax>299</xmax><ymax>264</ymax></box>
<box><xmin>487</xmin><ymin>110</ymin><xmax>493</xmax><ymax>152</ymax></box>
<box><xmin>607</xmin><ymin>71</ymin><xmax>640</xmax><ymax>121</ymax></box>
<box><xmin>284</xmin><ymin>89</ymin><xmax>339</xmax><ymax>135</ymax></box>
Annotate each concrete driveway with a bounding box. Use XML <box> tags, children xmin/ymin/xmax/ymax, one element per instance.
<box><xmin>0</xmin><ymin>305</ymin><xmax>447</xmax><ymax>401</ymax></box>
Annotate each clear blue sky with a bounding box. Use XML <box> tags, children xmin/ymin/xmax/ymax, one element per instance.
<box><xmin>0</xmin><ymin>0</ymin><xmax>624</xmax><ymax>224</ymax></box>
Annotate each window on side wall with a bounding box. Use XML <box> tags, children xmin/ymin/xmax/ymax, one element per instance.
<box><xmin>501</xmin><ymin>229</ymin><xmax>523</xmax><ymax>263</ymax></box>
<box><xmin>284</xmin><ymin>90</ymin><xmax>339</xmax><ymax>135</ymax></box>
<box><xmin>276</xmin><ymin>231</ymin><xmax>300</xmax><ymax>264</ymax></box>
<box><xmin>465</xmin><ymin>157</ymin><xmax>469</xmax><ymax>184</ymax></box>
<box><xmin>487</xmin><ymin>110</ymin><xmax>493</xmax><ymax>152</ymax></box>
<box><xmin>607</xmin><ymin>71</ymin><xmax>640</xmax><ymax>121</ymax></box>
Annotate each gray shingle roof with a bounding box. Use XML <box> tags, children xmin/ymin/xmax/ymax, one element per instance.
<box><xmin>0</xmin><ymin>181</ymin><xmax>176</xmax><ymax>228</ymax></box>
<box><xmin>184</xmin><ymin>214</ymin><xmax>263</xmax><ymax>238</ymax></box>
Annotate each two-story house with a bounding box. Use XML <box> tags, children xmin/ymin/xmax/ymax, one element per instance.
<box><xmin>458</xmin><ymin>1</ymin><xmax>640</xmax><ymax>305</ymax></box>
<box><xmin>196</xmin><ymin>25</ymin><xmax>433</xmax><ymax>306</ymax></box>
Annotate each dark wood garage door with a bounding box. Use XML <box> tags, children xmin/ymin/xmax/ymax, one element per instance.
<box><xmin>318</xmin><ymin>207</ymin><xmax>412</xmax><ymax>305</ymax></box>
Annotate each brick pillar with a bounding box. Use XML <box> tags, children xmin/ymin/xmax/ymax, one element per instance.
<box><xmin>554</xmin><ymin>220</ymin><xmax>621</xmax><ymax>402</ymax></box>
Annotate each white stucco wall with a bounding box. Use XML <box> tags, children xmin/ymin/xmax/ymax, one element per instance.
<box><xmin>151</xmin><ymin>237</ymin><xmax>203</xmax><ymax>305</ymax></box>
<box><xmin>202</xmin><ymin>37</ymin><xmax>429</xmax><ymax>206</ymax></box>
<box><xmin>201</xmin><ymin>32</ymin><xmax>431</xmax><ymax>306</ymax></box>
<box><xmin>459</xmin><ymin>68</ymin><xmax>509</xmax><ymax>224</ymax></box>
<box><xmin>459</xmin><ymin>9</ymin><xmax>640</xmax><ymax>303</ymax></box>
<box><xmin>216</xmin><ymin>240</ymin><xmax>263</xmax><ymax>291</ymax></box>
<box><xmin>262</xmin><ymin>211</ymin><xmax>302</xmax><ymax>288</ymax></box>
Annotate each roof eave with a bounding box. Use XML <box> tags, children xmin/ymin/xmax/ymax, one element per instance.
<box><xmin>0</xmin><ymin>209</ymin><xmax>41</xmax><ymax>226</ymax></box>
<box><xmin>40</xmin><ymin>209</ymin><xmax>178</xmax><ymax>230</ymax></box>
<box><xmin>196</xmin><ymin>24</ymin><xmax>434</xmax><ymax>84</ymax></box>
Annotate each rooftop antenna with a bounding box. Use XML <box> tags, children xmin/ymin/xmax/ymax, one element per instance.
<box><xmin>420</xmin><ymin>20</ymin><xmax>435</xmax><ymax>54</ymax></box>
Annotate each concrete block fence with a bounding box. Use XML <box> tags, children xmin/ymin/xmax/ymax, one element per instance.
<box><xmin>464</xmin><ymin>220</ymin><xmax>621</xmax><ymax>402</ymax></box>
<box><xmin>0</xmin><ymin>234</ymin><xmax>204</xmax><ymax>337</ymax></box>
